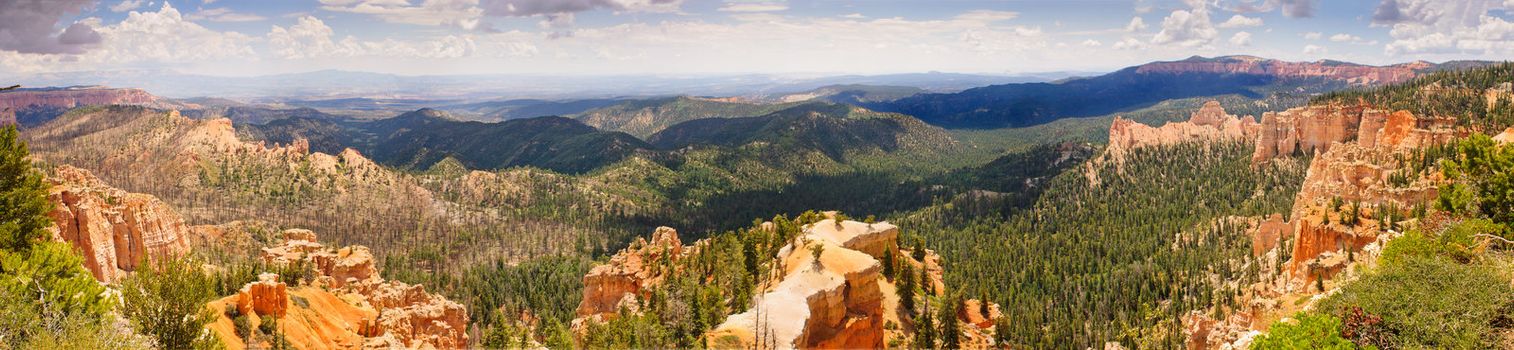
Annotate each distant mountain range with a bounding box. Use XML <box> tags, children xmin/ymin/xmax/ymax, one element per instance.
<box><xmin>868</xmin><ymin>55</ymin><xmax>1495</xmax><ymax>128</ymax></box>
<box><xmin>11</xmin><ymin>69</ymin><xmax>1070</xmax><ymax>100</ymax></box>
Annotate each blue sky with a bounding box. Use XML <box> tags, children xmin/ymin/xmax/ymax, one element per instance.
<box><xmin>2</xmin><ymin>0</ymin><xmax>1512</xmax><ymax>76</ymax></box>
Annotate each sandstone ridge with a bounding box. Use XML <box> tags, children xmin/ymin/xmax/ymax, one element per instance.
<box><xmin>208</xmin><ymin>228</ymin><xmax>469</xmax><ymax>350</ymax></box>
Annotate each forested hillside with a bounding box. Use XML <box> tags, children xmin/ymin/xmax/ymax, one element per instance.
<box><xmin>899</xmin><ymin>141</ymin><xmax>1308</xmax><ymax>348</ymax></box>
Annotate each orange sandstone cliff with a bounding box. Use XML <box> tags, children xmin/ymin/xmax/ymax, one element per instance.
<box><xmin>207</xmin><ymin>228</ymin><xmax>469</xmax><ymax>350</ymax></box>
<box><xmin>44</xmin><ymin>165</ymin><xmax>191</xmax><ymax>282</ymax></box>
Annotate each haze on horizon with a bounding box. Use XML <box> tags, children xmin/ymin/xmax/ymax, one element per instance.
<box><xmin>1</xmin><ymin>0</ymin><xmax>1512</xmax><ymax>78</ymax></box>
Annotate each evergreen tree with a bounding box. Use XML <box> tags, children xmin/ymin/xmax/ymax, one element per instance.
<box><xmin>941</xmin><ymin>296</ymin><xmax>962</xmax><ymax>349</ymax></box>
<box><xmin>119</xmin><ymin>257</ymin><xmax>220</xmax><ymax>350</ymax></box>
<box><xmin>0</xmin><ymin>125</ymin><xmax>53</xmax><ymax>252</ymax></box>
<box><xmin>0</xmin><ymin>124</ymin><xmax>118</xmax><ymax>348</ymax></box>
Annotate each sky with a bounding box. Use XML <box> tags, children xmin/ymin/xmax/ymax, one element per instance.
<box><xmin>1</xmin><ymin>0</ymin><xmax>1513</xmax><ymax>77</ymax></box>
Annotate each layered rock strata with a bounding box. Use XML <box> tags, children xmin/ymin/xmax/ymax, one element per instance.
<box><xmin>44</xmin><ymin>165</ymin><xmax>191</xmax><ymax>282</ymax></box>
<box><xmin>704</xmin><ymin>218</ymin><xmax>896</xmax><ymax>349</ymax></box>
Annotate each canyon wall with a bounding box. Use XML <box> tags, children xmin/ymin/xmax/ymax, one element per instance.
<box><xmin>44</xmin><ymin>165</ymin><xmax>191</xmax><ymax>282</ymax></box>
<box><xmin>1134</xmin><ymin>56</ymin><xmax>1429</xmax><ymax>86</ymax></box>
<box><xmin>0</xmin><ymin>87</ymin><xmax>179</xmax><ymax>125</ymax></box>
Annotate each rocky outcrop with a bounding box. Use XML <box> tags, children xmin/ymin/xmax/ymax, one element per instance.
<box><xmin>1106</xmin><ymin>101</ymin><xmax>1256</xmax><ymax>162</ymax></box>
<box><xmin>705</xmin><ymin>218</ymin><xmax>898</xmax><ymax>349</ymax></box>
<box><xmin>214</xmin><ymin>229</ymin><xmax>469</xmax><ymax>349</ymax></box>
<box><xmin>1134</xmin><ymin>56</ymin><xmax>1431</xmax><ymax>86</ymax></box>
<box><xmin>574</xmin><ymin>226</ymin><xmax>688</xmax><ymax>324</ymax></box>
<box><xmin>1487</xmin><ymin>82</ymin><xmax>1512</xmax><ymax>111</ymax></box>
<box><xmin>1249</xmin><ymin>103</ymin><xmax>1460</xmax><ymax>164</ymax></box>
<box><xmin>44</xmin><ymin>165</ymin><xmax>191</xmax><ymax>282</ymax></box>
<box><xmin>1182</xmin><ymin>311</ymin><xmax>1260</xmax><ymax>350</ymax></box>
<box><xmin>235</xmin><ymin>273</ymin><xmax>290</xmax><ymax>318</ymax></box>
<box><xmin>1092</xmin><ymin>101</ymin><xmax>1257</xmax><ymax>183</ymax></box>
<box><xmin>1251</xmin><ymin>214</ymin><xmax>1291</xmax><ymax>257</ymax></box>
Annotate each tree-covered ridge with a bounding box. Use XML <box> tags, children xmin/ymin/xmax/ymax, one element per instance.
<box><xmin>898</xmin><ymin>140</ymin><xmax>1308</xmax><ymax>348</ymax></box>
<box><xmin>1313</xmin><ymin>62</ymin><xmax>1514</xmax><ymax>132</ymax></box>
<box><xmin>571</xmin><ymin>96</ymin><xmax>801</xmax><ymax>138</ymax></box>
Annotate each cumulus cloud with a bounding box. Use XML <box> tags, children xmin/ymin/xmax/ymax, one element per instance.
<box><xmin>1303</xmin><ymin>44</ymin><xmax>1326</xmax><ymax>55</ymax></box>
<box><xmin>1303</xmin><ymin>32</ymin><xmax>1321</xmax><ymax>40</ymax></box>
<box><xmin>1081</xmin><ymin>39</ymin><xmax>1102</xmax><ymax>47</ymax></box>
<box><xmin>1113</xmin><ymin>37</ymin><xmax>1147</xmax><ymax>50</ymax></box>
<box><xmin>0</xmin><ymin>0</ymin><xmax>101</xmax><ymax>54</ymax></box>
<box><xmin>1217</xmin><ymin>15</ymin><xmax>1262</xmax><ymax>28</ymax></box>
<box><xmin>110</xmin><ymin>0</ymin><xmax>146</xmax><ymax>12</ymax></box>
<box><xmin>1126</xmin><ymin>17</ymin><xmax>1148</xmax><ymax>32</ymax></box>
<box><xmin>1152</xmin><ymin>4</ymin><xmax>1216</xmax><ymax>47</ymax></box>
<box><xmin>1372</xmin><ymin>0</ymin><xmax>1514</xmax><ymax>55</ymax></box>
<box><xmin>319</xmin><ymin>0</ymin><xmax>486</xmax><ymax>30</ymax></box>
<box><xmin>1230</xmin><ymin>31</ymin><xmax>1253</xmax><ymax>46</ymax></box>
<box><xmin>96</xmin><ymin>3</ymin><xmax>255</xmax><ymax>63</ymax></box>
<box><xmin>269</xmin><ymin>15</ymin><xmax>478</xmax><ymax>59</ymax></box>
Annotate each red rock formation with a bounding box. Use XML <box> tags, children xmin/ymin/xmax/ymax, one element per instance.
<box><xmin>45</xmin><ymin>165</ymin><xmax>191</xmax><ymax>282</ymax></box>
<box><xmin>1182</xmin><ymin>310</ymin><xmax>1260</xmax><ymax>350</ymax></box>
<box><xmin>1251</xmin><ymin>214</ymin><xmax>1291</xmax><ymax>257</ymax></box>
<box><xmin>1487</xmin><ymin>82</ymin><xmax>1512</xmax><ymax>111</ymax></box>
<box><xmin>575</xmin><ymin>226</ymin><xmax>688</xmax><ymax>323</ymax></box>
<box><xmin>1095</xmin><ymin>101</ymin><xmax>1257</xmax><ymax>181</ymax></box>
<box><xmin>705</xmin><ymin>218</ymin><xmax>899</xmax><ymax>349</ymax></box>
<box><xmin>235</xmin><ymin>273</ymin><xmax>290</xmax><ymax>318</ymax></box>
<box><xmin>1134</xmin><ymin>56</ymin><xmax>1428</xmax><ymax>86</ymax></box>
<box><xmin>0</xmin><ymin>87</ymin><xmax>170</xmax><ymax>124</ymax></box>
<box><xmin>241</xmin><ymin>229</ymin><xmax>470</xmax><ymax>349</ymax></box>
<box><xmin>956</xmin><ymin>299</ymin><xmax>1002</xmax><ymax>329</ymax></box>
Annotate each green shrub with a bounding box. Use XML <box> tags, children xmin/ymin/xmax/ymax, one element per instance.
<box><xmin>1251</xmin><ymin>313</ymin><xmax>1357</xmax><ymax>350</ymax></box>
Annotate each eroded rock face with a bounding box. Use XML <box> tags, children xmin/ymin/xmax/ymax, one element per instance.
<box><xmin>1105</xmin><ymin>101</ymin><xmax>1256</xmax><ymax>163</ymax></box>
<box><xmin>235</xmin><ymin>273</ymin><xmax>290</xmax><ymax>318</ymax></box>
<box><xmin>233</xmin><ymin>230</ymin><xmax>469</xmax><ymax>349</ymax></box>
<box><xmin>957</xmin><ymin>299</ymin><xmax>1002</xmax><ymax>329</ymax></box>
<box><xmin>1182</xmin><ymin>310</ymin><xmax>1260</xmax><ymax>350</ymax></box>
<box><xmin>1133</xmin><ymin>56</ymin><xmax>1428</xmax><ymax>86</ymax></box>
<box><xmin>706</xmin><ymin>218</ymin><xmax>898</xmax><ymax>349</ymax></box>
<box><xmin>1487</xmin><ymin>82</ymin><xmax>1513</xmax><ymax>111</ymax></box>
<box><xmin>0</xmin><ymin>87</ymin><xmax>172</xmax><ymax>125</ymax></box>
<box><xmin>45</xmin><ymin>165</ymin><xmax>191</xmax><ymax>282</ymax></box>
<box><xmin>575</xmin><ymin>226</ymin><xmax>689</xmax><ymax>323</ymax></box>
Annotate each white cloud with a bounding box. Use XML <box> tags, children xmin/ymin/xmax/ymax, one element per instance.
<box><xmin>1303</xmin><ymin>44</ymin><xmax>1326</xmax><ymax>55</ymax></box>
<box><xmin>719</xmin><ymin>1</ymin><xmax>787</xmax><ymax>12</ymax></box>
<box><xmin>1374</xmin><ymin>0</ymin><xmax>1514</xmax><ymax>56</ymax></box>
<box><xmin>954</xmin><ymin>10</ymin><xmax>1020</xmax><ymax>23</ymax></box>
<box><xmin>1</xmin><ymin>2</ymin><xmax>258</xmax><ymax>73</ymax></box>
<box><xmin>1152</xmin><ymin>5</ymin><xmax>1217</xmax><ymax>47</ymax></box>
<box><xmin>1219</xmin><ymin>0</ymin><xmax>1315</xmax><ymax>18</ymax></box>
<box><xmin>1303</xmin><ymin>32</ymin><xmax>1321</xmax><ymax>40</ymax></box>
<box><xmin>1230</xmin><ymin>31</ymin><xmax>1253</xmax><ymax>46</ymax></box>
<box><xmin>319</xmin><ymin>0</ymin><xmax>485</xmax><ymax>30</ymax></box>
<box><xmin>98</xmin><ymin>3</ymin><xmax>256</xmax><ymax>62</ymax></box>
<box><xmin>1082</xmin><ymin>39</ymin><xmax>1102</xmax><ymax>47</ymax></box>
<box><xmin>187</xmin><ymin>8</ymin><xmax>268</xmax><ymax>22</ymax></box>
<box><xmin>1217</xmin><ymin>14</ymin><xmax>1262</xmax><ymax>28</ymax></box>
<box><xmin>269</xmin><ymin>15</ymin><xmax>477</xmax><ymax>59</ymax></box>
<box><xmin>1113</xmin><ymin>37</ymin><xmax>1147</xmax><ymax>50</ymax></box>
<box><xmin>841</xmin><ymin>13</ymin><xmax>865</xmax><ymax>19</ymax></box>
<box><xmin>1126</xmin><ymin>17</ymin><xmax>1148</xmax><ymax>32</ymax></box>
<box><xmin>110</xmin><ymin>0</ymin><xmax>146</xmax><ymax>12</ymax></box>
